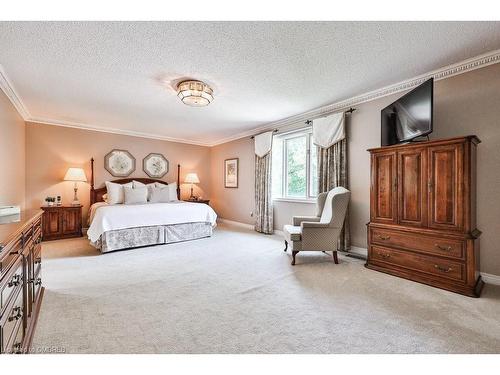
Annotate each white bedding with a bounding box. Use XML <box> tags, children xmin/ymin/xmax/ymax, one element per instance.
<box><xmin>87</xmin><ymin>201</ymin><xmax>217</xmax><ymax>242</ymax></box>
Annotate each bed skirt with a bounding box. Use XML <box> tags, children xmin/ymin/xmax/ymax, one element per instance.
<box><xmin>91</xmin><ymin>222</ymin><xmax>213</xmax><ymax>253</ymax></box>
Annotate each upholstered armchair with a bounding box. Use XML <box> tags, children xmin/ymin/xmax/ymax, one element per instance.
<box><xmin>283</xmin><ymin>187</ymin><xmax>350</xmax><ymax>265</ymax></box>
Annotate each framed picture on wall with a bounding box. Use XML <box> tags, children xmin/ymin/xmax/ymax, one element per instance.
<box><xmin>104</xmin><ymin>149</ymin><xmax>136</xmax><ymax>177</ymax></box>
<box><xmin>143</xmin><ymin>153</ymin><xmax>169</xmax><ymax>178</ymax></box>
<box><xmin>224</xmin><ymin>158</ymin><xmax>239</xmax><ymax>188</ymax></box>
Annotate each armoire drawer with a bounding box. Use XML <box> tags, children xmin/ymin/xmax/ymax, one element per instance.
<box><xmin>0</xmin><ymin>286</ymin><xmax>23</xmax><ymax>353</ymax></box>
<box><xmin>0</xmin><ymin>258</ymin><xmax>23</xmax><ymax>314</ymax></box>
<box><xmin>370</xmin><ymin>227</ymin><xmax>465</xmax><ymax>259</ymax></box>
<box><xmin>370</xmin><ymin>245</ymin><xmax>465</xmax><ymax>282</ymax></box>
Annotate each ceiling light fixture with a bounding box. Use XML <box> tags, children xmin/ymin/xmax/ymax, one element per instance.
<box><xmin>177</xmin><ymin>80</ymin><xmax>214</xmax><ymax>107</ymax></box>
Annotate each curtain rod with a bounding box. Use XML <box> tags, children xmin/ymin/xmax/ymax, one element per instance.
<box><xmin>305</xmin><ymin>107</ymin><xmax>356</xmax><ymax>125</ymax></box>
<box><xmin>250</xmin><ymin>129</ymin><xmax>279</xmax><ymax>139</ymax></box>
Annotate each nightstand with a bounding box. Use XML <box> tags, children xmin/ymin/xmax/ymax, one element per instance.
<box><xmin>40</xmin><ymin>205</ymin><xmax>83</xmax><ymax>241</ymax></box>
<box><xmin>183</xmin><ymin>199</ymin><xmax>210</xmax><ymax>205</ymax></box>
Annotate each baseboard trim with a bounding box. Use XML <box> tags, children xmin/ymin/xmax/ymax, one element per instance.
<box><xmin>480</xmin><ymin>272</ymin><xmax>500</xmax><ymax>286</ymax></box>
<box><xmin>217</xmin><ymin>218</ymin><xmax>255</xmax><ymax>230</ymax></box>
<box><xmin>349</xmin><ymin>246</ymin><xmax>368</xmax><ymax>257</ymax></box>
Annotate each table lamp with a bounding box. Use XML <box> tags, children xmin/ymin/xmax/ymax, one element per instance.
<box><xmin>184</xmin><ymin>173</ymin><xmax>200</xmax><ymax>200</ymax></box>
<box><xmin>64</xmin><ymin>167</ymin><xmax>87</xmax><ymax>205</ymax></box>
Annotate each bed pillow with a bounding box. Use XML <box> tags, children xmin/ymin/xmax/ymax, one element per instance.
<box><xmin>105</xmin><ymin>181</ymin><xmax>133</xmax><ymax>204</ymax></box>
<box><xmin>132</xmin><ymin>180</ymin><xmax>145</xmax><ymax>188</ymax></box>
<box><xmin>167</xmin><ymin>182</ymin><xmax>179</xmax><ymax>201</ymax></box>
<box><xmin>148</xmin><ymin>186</ymin><xmax>171</xmax><ymax>203</ymax></box>
<box><xmin>124</xmin><ymin>186</ymin><xmax>148</xmax><ymax>204</ymax></box>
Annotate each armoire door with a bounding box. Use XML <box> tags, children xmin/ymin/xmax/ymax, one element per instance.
<box><xmin>428</xmin><ymin>143</ymin><xmax>464</xmax><ymax>231</ymax></box>
<box><xmin>370</xmin><ymin>151</ymin><xmax>397</xmax><ymax>224</ymax></box>
<box><xmin>62</xmin><ymin>208</ymin><xmax>81</xmax><ymax>235</ymax></box>
<box><xmin>397</xmin><ymin>147</ymin><xmax>427</xmax><ymax>227</ymax></box>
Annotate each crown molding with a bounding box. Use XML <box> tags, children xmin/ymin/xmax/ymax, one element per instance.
<box><xmin>210</xmin><ymin>48</ymin><xmax>500</xmax><ymax>146</ymax></box>
<box><xmin>2</xmin><ymin>49</ymin><xmax>499</xmax><ymax>148</ymax></box>
<box><xmin>28</xmin><ymin>117</ymin><xmax>213</xmax><ymax>147</ymax></box>
<box><xmin>0</xmin><ymin>64</ymin><xmax>30</xmax><ymax>120</ymax></box>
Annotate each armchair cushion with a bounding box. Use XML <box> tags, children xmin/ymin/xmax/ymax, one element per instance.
<box><xmin>283</xmin><ymin>225</ymin><xmax>302</xmax><ymax>242</ymax></box>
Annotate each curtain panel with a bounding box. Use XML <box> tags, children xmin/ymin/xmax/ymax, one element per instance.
<box><xmin>254</xmin><ymin>153</ymin><xmax>273</xmax><ymax>234</ymax></box>
<box><xmin>317</xmin><ymin>135</ymin><xmax>350</xmax><ymax>251</ymax></box>
<box><xmin>254</xmin><ymin>130</ymin><xmax>274</xmax><ymax>234</ymax></box>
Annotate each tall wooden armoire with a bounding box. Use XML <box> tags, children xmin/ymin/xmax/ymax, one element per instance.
<box><xmin>366</xmin><ymin>136</ymin><xmax>482</xmax><ymax>297</ymax></box>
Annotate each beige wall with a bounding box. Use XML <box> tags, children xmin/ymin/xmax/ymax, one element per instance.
<box><xmin>25</xmin><ymin>122</ymin><xmax>211</xmax><ymax>223</ymax></box>
<box><xmin>0</xmin><ymin>90</ymin><xmax>25</xmax><ymax>208</ymax></box>
<box><xmin>209</xmin><ymin>137</ymin><xmax>255</xmax><ymax>225</ymax></box>
<box><xmin>210</xmin><ymin>63</ymin><xmax>500</xmax><ymax>275</ymax></box>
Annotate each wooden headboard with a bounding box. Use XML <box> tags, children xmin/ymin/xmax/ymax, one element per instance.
<box><xmin>90</xmin><ymin>158</ymin><xmax>181</xmax><ymax>205</ymax></box>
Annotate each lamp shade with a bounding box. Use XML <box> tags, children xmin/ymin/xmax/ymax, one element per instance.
<box><xmin>184</xmin><ymin>173</ymin><xmax>200</xmax><ymax>184</ymax></box>
<box><xmin>64</xmin><ymin>167</ymin><xmax>87</xmax><ymax>182</ymax></box>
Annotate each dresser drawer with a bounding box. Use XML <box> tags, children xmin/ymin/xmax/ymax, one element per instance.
<box><xmin>0</xmin><ymin>237</ymin><xmax>23</xmax><ymax>278</ymax></box>
<box><xmin>0</xmin><ymin>286</ymin><xmax>23</xmax><ymax>353</ymax></box>
<box><xmin>370</xmin><ymin>227</ymin><xmax>465</xmax><ymax>259</ymax></box>
<box><xmin>370</xmin><ymin>245</ymin><xmax>465</xmax><ymax>282</ymax></box>
<box><xmin>3</xmin><ymin>319</ymin><xmax>23</xmax><ymax>354</ymax></box>
<box><xmin>0</xmin><ymin>258</ymin><xmax>23</xmax><ymax>314</ymax></box>
<box><xmin>23</xmin><ymin>225</ymin><xmax>33</xmax><ymax>245</ymax></box>
<box><xmin>33</xmin><ymin>226</ymin><xmax>42</xmax><ymax>246</ymax></box>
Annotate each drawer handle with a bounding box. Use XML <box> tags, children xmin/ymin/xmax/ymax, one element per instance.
<box><xmin>377</xmin><ymin>252</ymin><xmax>391</xmax><ymax>259</ymax></box>
<box><xmin>13</xmin><ymin>342</ymin><xmax>22</xmax><ymax>354</ymax></box>
<box><xmin>434</xmin><ymin>264</ymin><xmax>452</xmax><ymax>273</ymax></box>
<box><xmin>376</xmin><ymin>235</ymin><xmax>391</xmax><ymax>241</ymax></box>
<box><xmin>435</xmin><ymin>244</ymin><xmax>453</xmax><ymax>252</ymax></box>
<box><xmin>8</xmin><ymin>306</ymin><xmax>23</xmax><ymax>322</ymax></box>
<box><xmin>8</xmin><ymin>274</ymin><xmax>22</xmax><ymax>288</ymax></box>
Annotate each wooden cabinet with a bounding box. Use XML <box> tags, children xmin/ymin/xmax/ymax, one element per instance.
<box><xmin>0</xmin><ymin>210</ymin><xmax>44</xmax><ymax>354</ymax></box>
<box><xmin>41</xmin><ymin>205</ymin><xmax>82</xmax><ymax>241</ymax></box>
<box><xmin>367</xmin><ymin>136</ymin><xmax>482</xmax><ymax>297</ymax></box>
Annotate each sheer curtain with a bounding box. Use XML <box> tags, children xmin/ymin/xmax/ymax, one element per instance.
<box><xmin>254</xmin><ymin>131</ymin><xmax>274</xmax><ymax>234</ymax></box>
<box><xmin>314</xmin><ymin>113</ymin><xmax>350</xmax><ymax>251</ymax></box>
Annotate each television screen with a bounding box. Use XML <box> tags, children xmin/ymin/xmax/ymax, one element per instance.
<box><xmin>381</xmin><ymin>78</ymin><xmax>433</xmax><ymax>146</ymax></box>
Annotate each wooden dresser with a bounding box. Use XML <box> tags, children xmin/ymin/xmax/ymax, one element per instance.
<box><xmin>366</xmin><ymin>136</ymin><xmax>482</xmax><ymax>297</ymax></box>
<box><xmin>0</xmin><ymin>210</ymin><xmax>44</xmax><ymax>354</ymax></box>
<box><xmin>41</xmin><ymin>205</ymin><xmax>82</xmax><ymax>241</ymax></box>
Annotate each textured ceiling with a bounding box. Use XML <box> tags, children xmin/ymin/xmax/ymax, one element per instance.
<box><xmin>0</xmin><ymin>21</ymin><xmax>499</xmax><ymax>145</ymax></box>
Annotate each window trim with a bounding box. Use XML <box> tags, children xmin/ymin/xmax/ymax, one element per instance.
<box><xmin>274</xmin><ymin>127</ymin><xmax>317</xmax><ymax>201</ymax></box>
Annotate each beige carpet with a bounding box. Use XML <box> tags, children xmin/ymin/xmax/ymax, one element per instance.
<box><xmin>33</xmin><ymin>223</ymin><xmax>500</xmax><ymax>354</ymax></box>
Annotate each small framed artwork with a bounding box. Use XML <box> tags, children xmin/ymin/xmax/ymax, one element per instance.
<box><xmin>224</xmin><ymin>158</ymin><xmax>239</xmax><ymax>188</ymax></box>
<box><xmin>143</xmin><ymin>153</ymin><xmax>169</xmax><ymax>178</ymax></box>
<box><xmin>104</xmin><ymin>149</ymin><xmax>136</xmax><ymax>177</ymax></box>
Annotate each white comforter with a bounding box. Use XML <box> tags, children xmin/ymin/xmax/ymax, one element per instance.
<box><xmin>87</xmin><ymin>201</ymin><xmax>217</xmax><ymax>242</ymax></box>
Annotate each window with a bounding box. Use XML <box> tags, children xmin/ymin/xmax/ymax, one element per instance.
<box><xmin>272</xmin><ymin>128</ymin><xmax>318</xmax><ymax>200</ymax></box>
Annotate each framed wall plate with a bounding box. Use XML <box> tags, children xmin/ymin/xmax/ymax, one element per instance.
<box><xmin>143</xmin><ymin>153</ymin><xmax>169</xmax><ymax>178</ymax></box>
<box><xmin>104</xmin><ymin>149</ymin><xmax>136</xmax><ymax>177</ymax></box>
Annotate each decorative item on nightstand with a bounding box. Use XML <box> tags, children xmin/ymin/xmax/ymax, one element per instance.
<box><xmin>184</xmin><ymin>173</ymin><xmax>200</xmax><ymax>200</ymax></box>
<box><xmin>183</xmin><ymin>198</ymin><xmax>210</xmax><ymax>205</ymax></box>
<box><xmin>64</xmin><ymin>167</ymin><xmax>87</xmax><ymax>206</ymax></box>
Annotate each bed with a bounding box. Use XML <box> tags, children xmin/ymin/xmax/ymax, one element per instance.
<box><xmin>87</xmin><ymin>159</ymin><xmax>217</xmax><ymax>253</ymax></box>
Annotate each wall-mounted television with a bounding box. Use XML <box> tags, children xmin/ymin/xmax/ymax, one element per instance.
<box><xmin>381</xmin><ymin>78</ymin><xmax>433</xmax><ymax>146</ymax></box>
